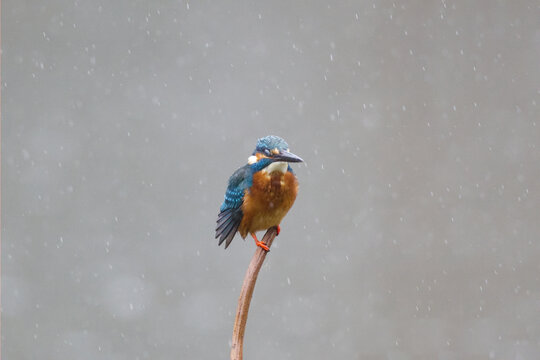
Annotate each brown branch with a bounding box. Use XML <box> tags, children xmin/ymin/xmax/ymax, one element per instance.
<box><xmin>230</xmin><ymin>226</ymin><xmax>278</xmax><ymax>360</ymax></box>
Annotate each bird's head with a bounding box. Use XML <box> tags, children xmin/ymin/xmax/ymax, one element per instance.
<box><xmin>248</xmin><ymin>135</ymin><xmax>303</xmax><ymax>173</ymax></box>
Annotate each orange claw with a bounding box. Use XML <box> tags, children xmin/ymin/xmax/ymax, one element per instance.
<box><xmin>251</xmin><ymin>233</ymin><xmax>270</xmax><ymax>252</ymax></box>
<box><xmin>276</xmin><ymin>225</ymin><xmax>281</xmax><ymax>236</ymax></box>
<box><xmin>256</xmin><ymin>241</ymin><xmax>270</xmax><ymax>252</ymax></box>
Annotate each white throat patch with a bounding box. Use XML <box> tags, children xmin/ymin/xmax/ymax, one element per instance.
<box><xmin>263</xmin><ymin>161</ymin><xmax>288</xmax><ymax>174</ymax></box>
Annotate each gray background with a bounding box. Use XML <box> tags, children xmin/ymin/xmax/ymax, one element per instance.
<box><xmin>3</xmin><ymin>1</ymin><xmax>540</xmax><ymax>359</ymax></box>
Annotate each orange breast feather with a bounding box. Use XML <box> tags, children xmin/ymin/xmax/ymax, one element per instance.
<box><xmin>239</xmin><ymin>171</ymin><xmax>298</xmax><ymax>238</ymax></box>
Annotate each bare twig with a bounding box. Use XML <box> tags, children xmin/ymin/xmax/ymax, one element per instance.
<box><xmin>230</xmin><ymin>227</ymin><xmax>278</xmax><ymax>360</ymax></box>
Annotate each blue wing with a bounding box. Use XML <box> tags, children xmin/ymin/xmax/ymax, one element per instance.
<box><xmin>215</xmin><ymin>165</ymin><xmax>251</xmax><ymax>248</ymax></box>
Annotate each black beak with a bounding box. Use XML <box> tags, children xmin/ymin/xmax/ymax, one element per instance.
<box><xmin>274</xmin><ymin>150</ymin><xmax>304</xmax><ymax>163</ymax></box>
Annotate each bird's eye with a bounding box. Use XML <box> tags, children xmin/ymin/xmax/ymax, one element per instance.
<box><xmin>264</xmin><ymin>149</ymin><xmax>271</xmax><ymax>156</ymax></box>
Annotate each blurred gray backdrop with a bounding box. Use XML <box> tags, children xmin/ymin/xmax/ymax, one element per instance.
<box><xmin>3</xmin><ymin>1</ymin><xmax>540</xmax><ymax>359</ymax></box>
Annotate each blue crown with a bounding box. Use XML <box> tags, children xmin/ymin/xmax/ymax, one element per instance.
<box><xmin>254</xmin><ymin>135</ymin><xmax>289</xmax><ymax>154</ymax></box>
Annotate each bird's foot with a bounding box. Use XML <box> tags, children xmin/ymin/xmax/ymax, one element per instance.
<box><xmin>276</xmin><ymin>225</ymin><xmax>281</xmax><ymax>236</ymax></box>
<box><xmin>251</xmin><ymin>233</ymin><xmax>270</xmax><ymax>252</ymax></box>
<box><xmin>255</xmin><ymin>241</ymin><xmax>270</xmax><ymax>252</ymax></box>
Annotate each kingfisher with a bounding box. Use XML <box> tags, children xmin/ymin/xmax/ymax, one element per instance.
<box><xmin>215</xmin><ymin>135</ymin><xmax>303</xmax><ymax>251</ymax></box>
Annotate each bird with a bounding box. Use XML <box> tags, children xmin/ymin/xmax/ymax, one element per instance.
<box><xmin>216</xmin><ymin>135</ymin><xmax>303</xmax><ymax>251</ymax></box>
